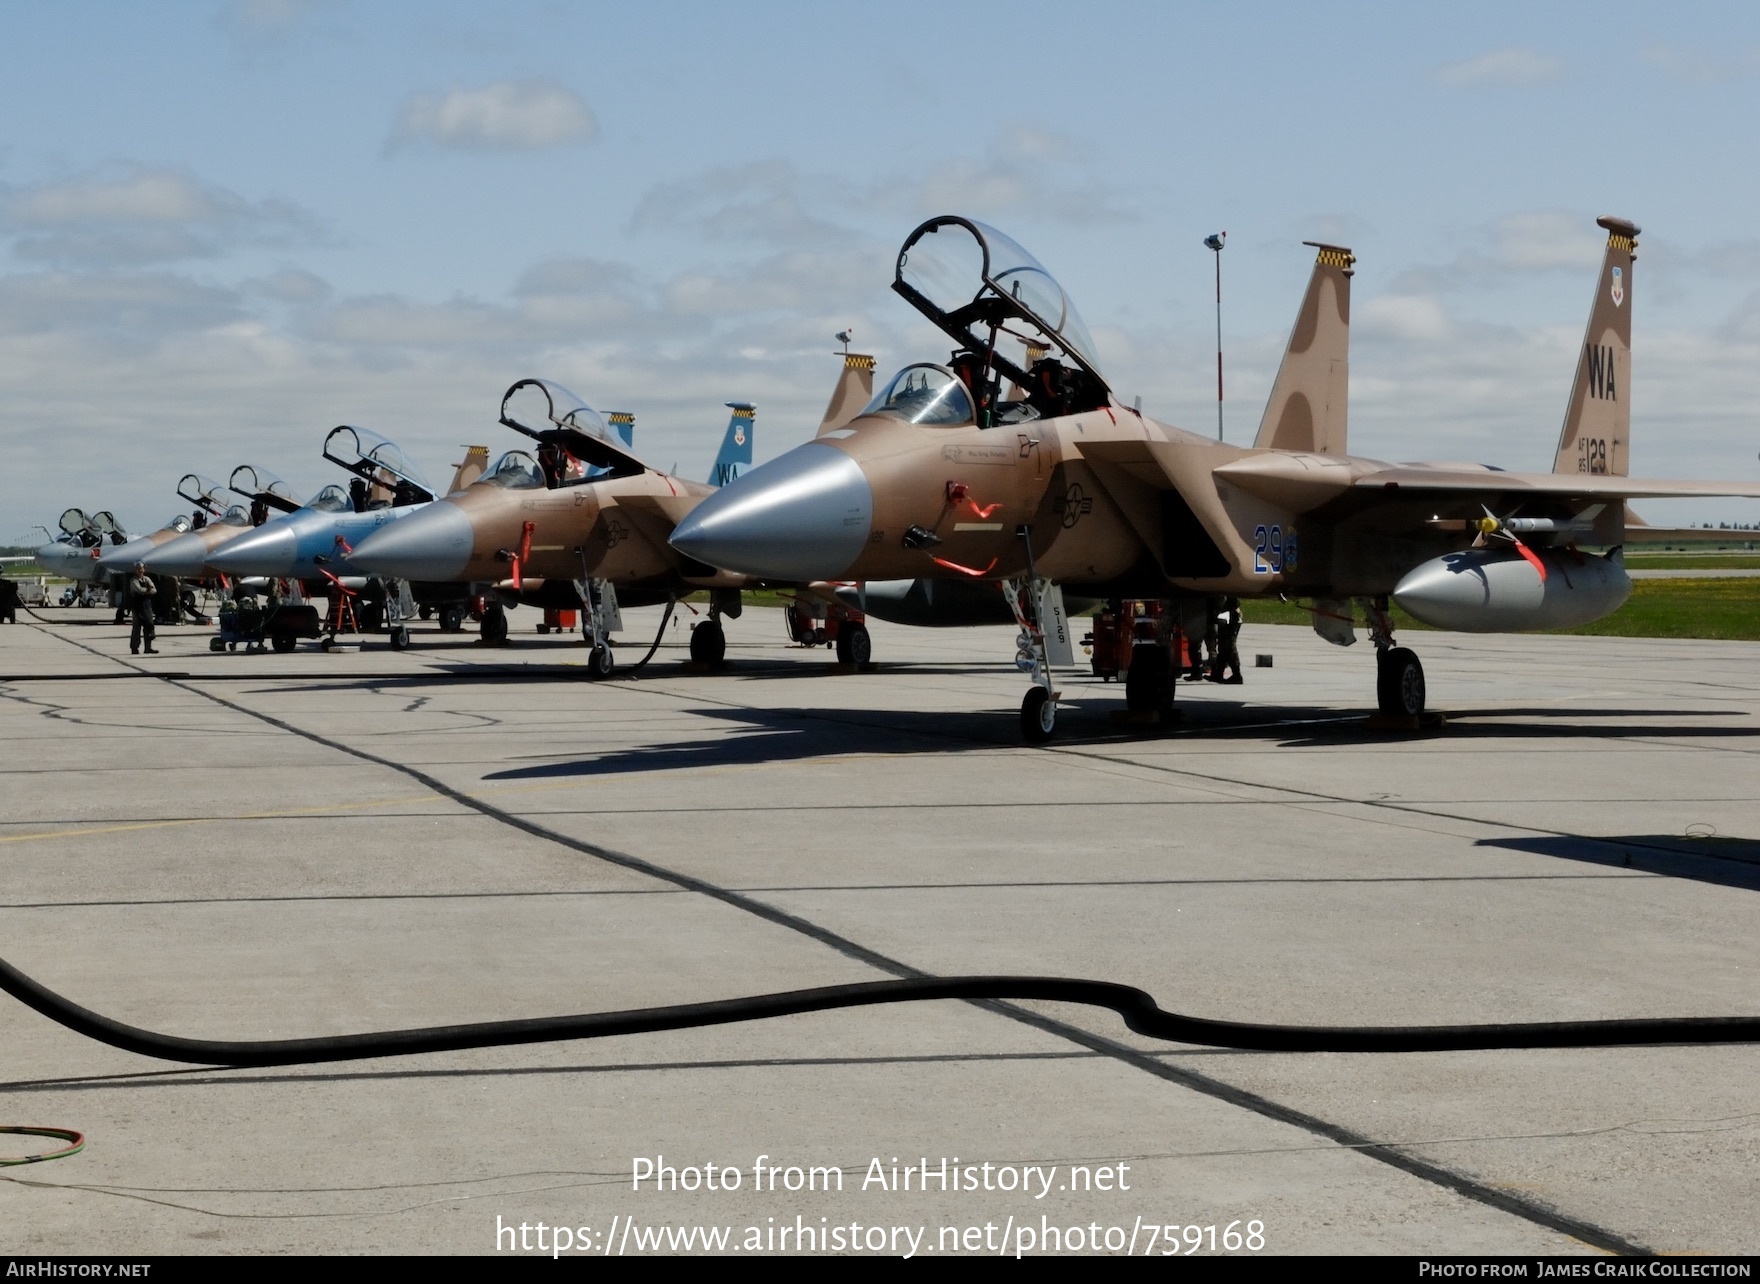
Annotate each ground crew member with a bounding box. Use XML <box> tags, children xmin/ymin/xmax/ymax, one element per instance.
<box><xmin>1209</xmin><ymin>596</ymin><xmax>1243</xmax><ymax>684</ymax></box>
<box><xmin>128</xmin><ymin>562</ymin><xmax>158</xmax><ymax>654</ymax></box>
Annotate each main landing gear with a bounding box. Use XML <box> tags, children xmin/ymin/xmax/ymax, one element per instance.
<box><xmin>784</xmin><ymin>597</ymin><xmax>871</xmax><ymax>667</ymax></box>
<box><xmin>479</xmin><ymin>602</ymin><xmax>510</xmax><ymax>646</ymax></box>
<box><xmin>1367</xmin><ymin>597</ymin><xmax>1425</xmax><ymax>718</ymax></box>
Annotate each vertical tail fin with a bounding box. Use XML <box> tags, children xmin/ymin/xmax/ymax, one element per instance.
<box><xmin>1254</xmin><ymin>242</ymin><xmax>1354</xmax><ymax>454</ymax></box>
<box><xmin>817</xmin><ymin>352</ymin><xmax>876</xmax><ymax>435</ymax></box>
<box><xmin>710</xmin><ymin>403</ymin><xmax>755</xmax><ymax>486</ymax></box>
<box><xmin>1554</xmin><ymin>216</ymin><xmax>1638</xmax><ymax>476</ymax></box>
<box><xmin>448</xmin><ymin>446</ymin><xmax>490</xmax><ymax>494</ymax></box>
<box><xmin>606</xmin><ymin>411</ymin><xmax>635</xmax><ymax>450</ymax></box>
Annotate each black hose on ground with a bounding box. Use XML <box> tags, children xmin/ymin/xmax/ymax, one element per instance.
<box><xmin>624</xmin><ymin>598</ymin><xmax>676</xmax><ymax>673</ymax></box>
<box><xmin>3</xmin><ymin>953</ymin><xmax>1756</xmax><ymax>1070</ymax></box>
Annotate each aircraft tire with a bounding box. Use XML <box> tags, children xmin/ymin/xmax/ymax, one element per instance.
<box><xmin>1376</xmin><ymin>647</ymin><xmax>1426</xmax><ymax>716</ymax></box>
<box><xmin>689</xmin><ymin>619</ymin><xmax>726</xmax><ymax>666</ymax></box>
<box><xmin>1124</xmin><ymin>642</ymin><xmax>1168</xmax><ymax>713</ymax></box>
<box><xmin>480</xmin><ymin>607</ymin><xmax>509</xmax><ymax>647</ymax></box>
<box><xmin>842</xmin><ymin>623</ymin><xmax>871</xmax><ymax>666</ymax></box>
<box><xmin>389</xmin><ymin>626</ymin><xmax>409</xmax><ymax>651</ymax></box>
<box><xmin>439</xmin><ymin>604</ymin><xmax>465</xmax><ymax>633</ymax></box>
<box><xmin>271</xmin><ymin>633</ymin><xmax>296</xmax><ymax>654</ymax></box>
<box><xmin>587</xmin><ymin>644</ymin><xmax>615</xmax><ymax>680</ymax></box>
<box><xmin>1021</xmin><ymin>686</ymin><xmax>1056</xmax><ymax>742</ymax></box>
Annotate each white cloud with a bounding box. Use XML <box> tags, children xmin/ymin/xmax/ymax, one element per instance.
<box><xmin>1435</xmin><ymin>47</ymin><xmax>1566</xmax><ymax>88</ymax></box>
<box><xmin>1356</xmin><ymin>293</ymin><xmax>1454</xmax><ymax>342</ymax></box>
<box><xmin>390</xmin><ymin>80</ymin><xmax>599</xmax><ymax>152</ymax></box>
<box><xmin>0</xmin><ymin>166</ymin><xmax>323</xmax><ymax>266</ymax></box>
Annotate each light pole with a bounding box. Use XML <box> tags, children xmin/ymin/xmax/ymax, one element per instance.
<box><xmin>1205</xmin><ymin>231</ymin><xmax>1226</xmax><ymax>442</ymax></box>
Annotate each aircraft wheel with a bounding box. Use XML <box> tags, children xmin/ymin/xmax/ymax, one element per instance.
<box><xmin>320</xmin><ymin>636</ymin><xmax>334</xmax><ymax>653</ymax></box>
<box><xmin>1124</xmin><ymin>642</ymin><xmax>1169</xmax><ymax>713</ymax></box>
<box><xmin>439</xmin><ymin>604</ymin><xmax>465</xmax><ymax>633</ymax></box>
<box><xmin>271</xmin><ymin>633</ymin><xmax>296</xmax><ymax>653</ymax></box>
<box><xmin>418</xmin><ymin>605</ymin><xmax>432</xmax><ymax>620</ymax></box>
<box><xmin>1021</xmin><ymin>686</ymin><xmax>1056</xmax><ymax>742</ymax></box>
<box><xmin>390</xmin><ymin>626</ymin><xmax>409</xmax><ymax>651</ymax></box>
<box><xmin>1376</xmin><ymin>647</ymin><xmax>1426</xmax><ymax>716</ymax></box>
<box><xmin>837</xmin><ymin>623</ymin><xmax>871</xmax><ymax>666</ymax></box>
<box><xmin>689</xmin><ymin>619</ymin><xmax>726</xmax><ymax>666</ymax></box>
<box><xmin>480</xmin><ymin>606</ymin><xmax>509</xmax><ymax>646</ymax></box>
<box><xmin>588</xmin><ymin>644</ymin><xmax>615</xmax><ymax>680</ymax></box>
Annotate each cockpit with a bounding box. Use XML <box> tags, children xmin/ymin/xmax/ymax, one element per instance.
<box><xmin>228</xmin><ymin>465</ymin><xmax>302</xmax><ymax>525</ymax></box>
<box><xmin>477</xmin><ymin>450</ymin><xmax>547</xmax><ymax>490</ymax></box>
<box><xmin>304</xmin><ymin>484</ymin><xmax>355</xmax><ymax>514</ymax></box>
<box><xmin>891</xmin><ymin>216</ymin><xmax>1111</xmax><ymax>426</ymax></box>
<box><xmin>322</xmin><ymin>425</ymin><xmax>437</xmax><ymax>509</ymax></box>
<box><xmin>58</xmin><ymin>508</ymin><xmax>101</xmax><ymax>546</ymax></box>
<box><xmin>499</xmin><ymin>378</ymin><xmax>644</xmax><ymax>482</ymax></box>
<box><xmin>177</xmin><ymin>474</ymin><xmax>230</xmax><ymax>516</ymax></box>
<box><xmin>858</xmin><ymin>364</ymin><xmax>975</xmax><ymax>427</ymax></box>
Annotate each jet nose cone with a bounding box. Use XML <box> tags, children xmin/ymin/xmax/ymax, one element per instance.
<box><xmin>94</xmin><ymin>537</ymin><xmax>154</xmax><ymax>576</ymax></box>
<box><xmin>207</xmin><ymin>524</ymin><xmax>297</xmax><ymax>576</ymax></box>
<box><xmin>140</xmin><ymin>532</ymin><xmax>215</xmax><ymax>578</ymax></box>
<box><xmin>670</xmin><ymin>442</ymin><xmax>872</xmax><ymax>580</ymax></box>
<box><xmin>350</xmin><ymin>503</ymin><xmax>473</xmax><ymax>581</ymax></box>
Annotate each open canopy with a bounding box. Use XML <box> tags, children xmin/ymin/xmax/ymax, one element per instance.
<box><xmin>176</xmin><ymin>474</ymin><xmax>230</xmax><ymax>515</ymax></box>
<box><xmin>893</xmin><ymin>216</ymin><xmax>1107</xmax><ymax>393</ymax></box>
<box><xmin>499</xmin><ymin>378</ymin><xmax>645</xmax><ymax>480</ymax></box>
<box><xmin>228</xmin><ymin>465</ymin><xmax>303</xmax><ymax>513</ymax></box>
<box><xmin>321</xmin><ymin>426</ymin><xmax>436</xmax><ymax>504</ymax></box>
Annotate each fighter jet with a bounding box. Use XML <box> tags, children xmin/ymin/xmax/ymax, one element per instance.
<box><xmin>33</xmin><ymin>509</ymin><xmax>124</xmax><ymax>587</ymax></box>
<box><xmin>672</xmin><ymin>214</ymin><xmax>1760</xmax><ymax>740</ymax></box>
<box><xmin>203</xmin><ymin>426</ymin><xmax>498</xmax><ymax>636</ymax></box>
<box><xmin>136</xmin><ymin>474</ymin><xmax>286</xmax><ymax>580</ymax></box>
<box><xmin>347</xmin><ymin>382</ymin><xmax>788</xmax><ymax>670</ymax></box>
<box><xmin>92</xmin><ymin>510</ymin><xmax>194</xmax><ymax>577</ymax></box>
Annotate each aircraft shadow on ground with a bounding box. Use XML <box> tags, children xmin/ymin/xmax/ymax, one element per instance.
<box><xmin>1478</xmin><ymin>835</ymin><xmax>1760</xmax><ymax>894</ymax></box>
<box><xmin>481</xmin><ymin>704</ymin><xmax>1033</xmax><ymax>779</ymax></box>
<box><xmin>1267</xmin><ymin>707</ymin><xmax>1757</xmax><ymax>748</ymax></box>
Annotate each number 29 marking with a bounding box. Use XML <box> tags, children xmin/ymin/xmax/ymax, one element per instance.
<box><xmin>1253</xmin><ymin>524</ymin><xmax>1289</xmax><ymax>574</ymax></box>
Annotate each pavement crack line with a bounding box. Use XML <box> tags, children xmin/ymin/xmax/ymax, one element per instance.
<box><xmin>14</xmin><ymin>623</ymin><xmax>1652</xmax><ymax>1254</ymax></box>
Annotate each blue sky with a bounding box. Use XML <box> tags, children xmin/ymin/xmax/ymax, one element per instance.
<box><xmin>5</xmin><ymin>0</ymin><xmax>1760</xmax><ymax>536</ymax></box>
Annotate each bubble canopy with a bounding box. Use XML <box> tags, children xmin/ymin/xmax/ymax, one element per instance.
<box><xmin>893</xmin><ymin>216</ymin><xmax>1107</xmax><ymax>391</ymax></box>
<box><xmin>304</xmin><ymin>484</ymin><xmax>354</xmax><ymax>514</ymax></box>
<box><xmin>321</xmin><ymin>426</ymin><xmax>436</xmax><ymax>502</ymax></box>
<box><xmin>228</xmin><ymin>465</ymin><xmax>303</xmax><ymax>513</ymax></box>
<box><xmin>858</xmin><ymin>364</ymin><xmax>975</xmax><ymax>427</ymax></box>
<box><xmin>177</xmin><ymin>474</ymin><xmax>229</xmax><ymax>515</ymax></box>
<box><xmin>499</xmin><ymin>378</ymin><xmax>644</xmax><ymax>479</ymax></box>
<box><xmin>479</xmin><ymin>450</ymin><xmax>546</xmax><ymax>490</ymax></box>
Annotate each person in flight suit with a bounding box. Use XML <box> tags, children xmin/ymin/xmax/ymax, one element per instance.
<box><xmin>128</xmin><ymin>562</ymin><xmax>159</xmax><ymax>654</ymax></box>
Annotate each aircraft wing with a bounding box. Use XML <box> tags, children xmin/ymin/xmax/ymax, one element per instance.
<box><xmin>1349</xmin><ymin>468</ymin><xmax>1760</xmax><ymax>501</ymax></box>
